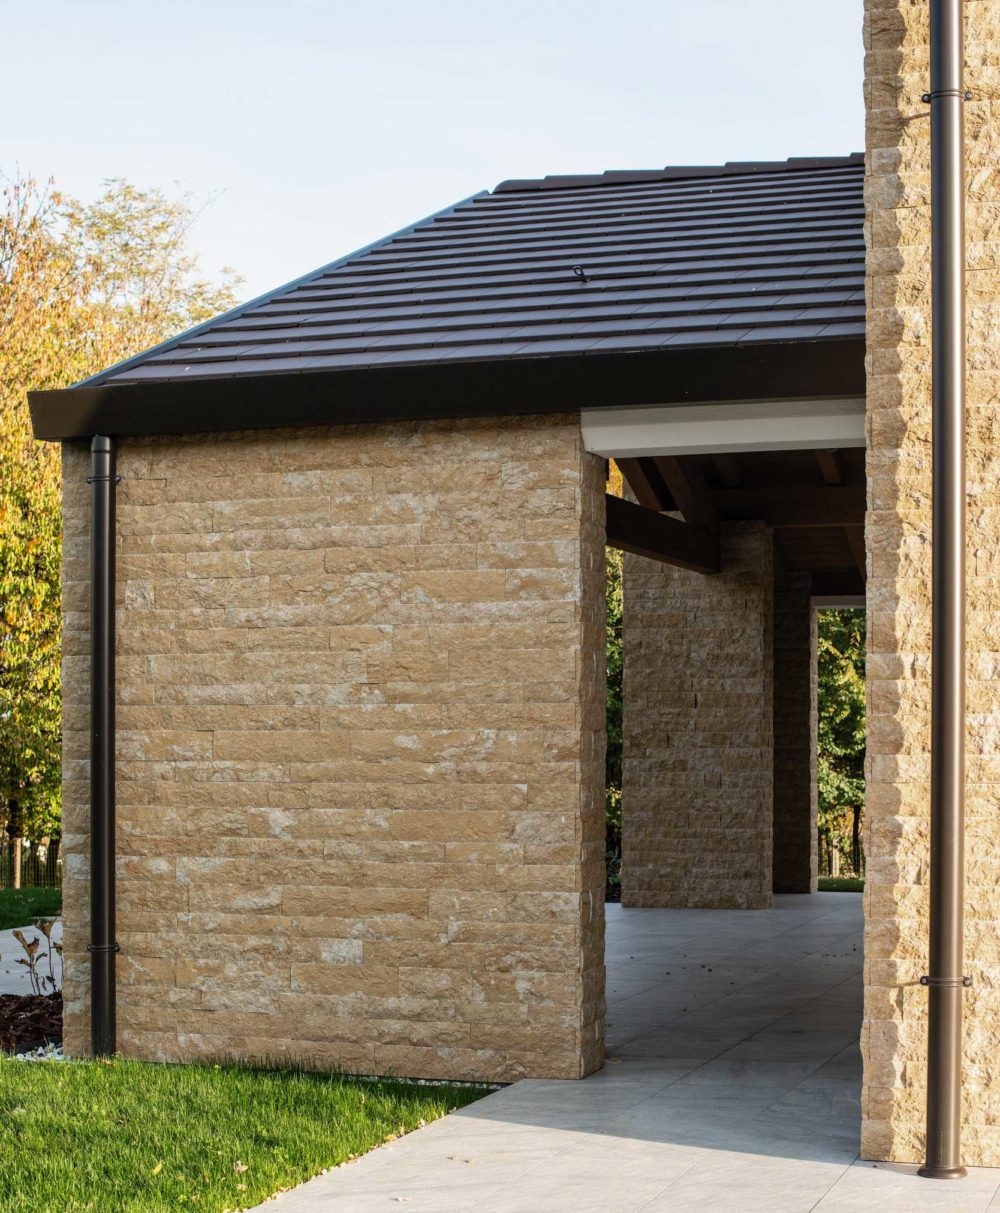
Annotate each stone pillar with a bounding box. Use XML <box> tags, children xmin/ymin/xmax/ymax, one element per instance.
<box><xmin>59</xmin><ymin>414</ymin><xmax>606</xmax><ymax>1083</ymax></box>
<box><xmin>772</xmin><ymin>575</ymin><xmax>818</xmax><ymax>894</ymax></box>
<box><xmin>621</xmin><ymin>521</ymin><xmax>774</xmax><ymax>909</ymax></box>
<box><xmin>864</xmin><ymin>0</ymin><xmax>1000</xmax><ymax>1165</ymax></box>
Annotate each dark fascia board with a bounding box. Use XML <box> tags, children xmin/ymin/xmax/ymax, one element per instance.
<box><xmin>29</xmin><ymin>337</ymin><xmax>864</xmax><ymax>443</ymax></box>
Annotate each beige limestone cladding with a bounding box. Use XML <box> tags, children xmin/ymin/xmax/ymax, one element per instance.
<box><xmin>60</xmin><ymin>414</ymin><xmax>606</xmax><ymax>1082</ymax></box>
<box><xmin>620</xmin><ymin>521</ymin><xmax>775</xmax><ymax>909</ymax></box>
<box><xmin>772</xmin><ymin>574</ymin><xmax>819</xmax><ymax>895</ymax></box>
<box><xmin>863</xmin><ymin>0</ymin><xmax>1000</xmax><ymax>1165</ymax></box>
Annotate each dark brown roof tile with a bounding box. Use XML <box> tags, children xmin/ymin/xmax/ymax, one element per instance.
<box><xmin>77</xmin><ymin>155</ymin><xmax>865</xmax><ymax>391</ymax></box>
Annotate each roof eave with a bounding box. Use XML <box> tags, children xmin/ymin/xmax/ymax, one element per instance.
<box><xmin>30</xmin><ymin>337</ymin><xmax>865</xmax><ymax>443</ymax></box>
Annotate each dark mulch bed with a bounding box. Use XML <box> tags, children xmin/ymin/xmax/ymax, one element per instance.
<box><xmin>0</xmin><ymin>993</ymin><xmax>62</xmax><ymax>1054</ymax></box>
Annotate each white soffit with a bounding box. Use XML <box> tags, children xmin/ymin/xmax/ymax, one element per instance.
<box><xmin>582</xmin><ymin>397</ymin><xmax>866</xmax><ymax>458</ymax></box>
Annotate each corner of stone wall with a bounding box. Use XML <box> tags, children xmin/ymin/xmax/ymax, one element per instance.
<box><xmin>59</xmin><ymin>415</ymin><xmax>608</xmax><ymax>1082</ymax></box>
<box><xmin>60</xmin><ymin>440</ymin><xmax>93</xmax><ymax>1057</ymax></box>
<box><xmin>577</xmin><ymin>447</ymin><xmax>608</xmax><ymax>1076</ymax></box>
<box><xmin>863</xmin><ymin>0</ymin><xmax>1000</xmax><ymax>1166</ymax></box>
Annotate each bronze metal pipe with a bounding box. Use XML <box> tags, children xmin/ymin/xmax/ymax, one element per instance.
<box><xmin>919</xmin><ymin>0</ymin><xmax>969</xmax><ymax>1181</ymax></box>
<box><xmin>89</xmin><ymin>435</ymin><xmax>118</xmax><ymax>1056</ymax></box>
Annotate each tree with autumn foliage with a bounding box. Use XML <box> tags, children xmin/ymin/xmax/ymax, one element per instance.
<box><xmin>0</xmin><ymin>173</ymin><xmax>241</xmax><ymax>877</ymax></box>
<box><xmin>604</xmin><ymin>462</ymin><xmax>624</xmax><ymax>899</ymax></box>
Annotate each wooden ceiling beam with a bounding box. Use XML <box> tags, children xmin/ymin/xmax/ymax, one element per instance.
<box><xmin>815</xmin><ymin>449</ymin><xmax>845</xmax><ymax>485</ymax></box>
<box><xmin>653</xmin><ymin>456</ymin><xmax>720</xmax><ymax>533</ymax></box>
<box><xmin>843</xmin><ymin>524</ymin><xmax>867</xmax><ymax>578</ymax></box>
<box><xmin>605</xmin><ymin>494</ymin><xmax>720</xmax><ymax>574</ymax></box>
<box><xmin>715</xmin><ymin>485</ymin><xmax>865</xmax><ymax>527</ymax></box>
<box><xmin>713</xmin><ymin>452</ymin><xmax>742</xmax><ymax>488</ymax></box>
<box><xmin>615</xmin><ymin>457</ymin><xmax>668</xmax><ymax>511</ymax></box>
<box><xmin>773</xmin><ymin>536</ymin><xmax>789</xmax><ymax>592</ymax></box>
<box><xmin>810</xmin><ymin>569</ymin><xmax>866</xmax><ymax>597</ymax></box>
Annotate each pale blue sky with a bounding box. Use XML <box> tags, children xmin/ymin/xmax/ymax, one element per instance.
<box><xmin>7</xmin><ymin>0</ymin><xmax>863</xmax><ymax>299</ymax></box>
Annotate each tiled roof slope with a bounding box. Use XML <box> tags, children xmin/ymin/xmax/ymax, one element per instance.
<box><xmin>82</xmin><ymin>155</ymin><xmax>865</xmax><ymax>389</ymax></box>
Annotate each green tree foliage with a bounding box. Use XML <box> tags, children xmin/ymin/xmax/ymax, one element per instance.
<box><xmin>604</xmin><ymin>463</ymin><xmax>624</xmax><ymax>895</ymax></box>
<box><xmin>0</xmin><ymin>173</ymin><xmax>241</xmax><ymax>847</ymax></box>
<box><xmin>817</xmin><ymin>608</ymin><xmax>866</xmax><ymax>874</ymax></box>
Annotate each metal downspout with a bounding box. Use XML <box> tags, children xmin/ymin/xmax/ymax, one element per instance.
<box><xmin>89</xmin><ymin>435</ymin><xmax>118</xmax><ymax>1056</ymax></box>
<box><xmin>919</xmin><ymin>0</ymin><xmax>969</xmax><ymax>1181</ymax></box>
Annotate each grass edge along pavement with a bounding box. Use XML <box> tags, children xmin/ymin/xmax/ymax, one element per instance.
<box><xmin>0</xmin><ymin>1056</ymin><xmax>489</xmax><ymax>1213</ymax></box>
<box><xmin>818</xmin><ymin>876</ymin><xmax>864</xmax><ymax>892</ymax></box>
<box><xmin>0</xmin><ymin>887</ymin><xmax>61</xmax><ymax>931</ymax></box>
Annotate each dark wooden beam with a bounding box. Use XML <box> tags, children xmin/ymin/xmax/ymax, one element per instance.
<box><xmin>773</xmin><ymin>537</ymin><xmax>789</xmax><ymax>592</ymax></box>
<box><xmin>605</xmin><ymin>494</ymin><xmax>720</xmax><ymax>574</ymax></box>
<box><xmin>843</xmin><ymin>524</ymin><xmax>867</xmax><ymax>578</ymax></box>
<box><xmin>616</xmin><ymin>457</ymin><xmax>667</xmax><ymax>511</ymax></box>
<box><xmin>713</xmin><ymin>452</ymin><xmax>742</xmax><ymax>488</ymax></box>
<box><xmin>653</xmin><ymin>456</ymin><xmax>719</xmax><ymax>533</ymax></box>
<box><xmin>815</xmin><ymin>449</ymin><xmax>844</xmax><ymax>486</ymax></box>
<box><xmin>810</xmin><ymin>569</ymin><xmax>866</xmax><ymax>597</ymax></box>
<box><xmin>715</xmin><ymin>485</ymin><xmax>865</xmax><ymax>528</ymax></box>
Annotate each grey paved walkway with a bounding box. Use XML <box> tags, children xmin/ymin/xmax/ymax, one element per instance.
<box><xmin>0</xmin><ymin>919</ymin><xmax>61</xmax><ymax>994</ymax></box>
<box><xmin>251</xmin><ymin>894</ymin><xmax>1000</xmax><ymax>1212</ymax></box>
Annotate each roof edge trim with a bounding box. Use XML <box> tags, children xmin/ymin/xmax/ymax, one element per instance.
<box><xmin>30</xmin><ymin>337</ymin><xmax>865</xmax><ymax>443</ymax></box>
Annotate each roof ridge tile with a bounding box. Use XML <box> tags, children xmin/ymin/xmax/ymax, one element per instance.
<box><xmin>493</xmin><ymin>153</ymin><xmax>864</xmax><ymax>194</ymax></box>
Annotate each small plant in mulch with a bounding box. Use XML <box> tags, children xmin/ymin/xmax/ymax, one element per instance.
<box><xmin>0</xmin><ymin>918</ymin><xmax>63</xmax><ymax>1054</ymax></box>
<box><xmin>0</xmin><ymin>991</ymin><xmax>61</xmax><ymax>1053</ymax></box>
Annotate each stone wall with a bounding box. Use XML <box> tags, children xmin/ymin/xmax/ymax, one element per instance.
<box><xmin>60</xmin><ymin>414</ymin><xmax>607</xmax><ymax>1082</ymax></box>
<box><xmin>772</xmin><ymin>575</ymin><xmax>818</xmax><ymax>894</ymax></box>
<box><xmin>621</xmin><ymin>522</ymin><xmax>774</xmax><ymax>909</ymax></box>
<box><xmin>864</xmin><ymin>0</ymin><xmax>1000</xmax><ymax>1164</ymax></box>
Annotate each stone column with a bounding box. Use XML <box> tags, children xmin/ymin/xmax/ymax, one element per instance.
<box><xmin>864</xmin><ymin>0</ymin><xmax>1000</xmax><ymax>1165</ymax></box>
<box><xmin>621</xmin><ymin>521</ymin><xmax>774</xmax><ymax>909</ymax></box>
<box><xmin>772</xmin><ymin>574</ymin><xmax>818</xmax><ymax>894</ymax></box>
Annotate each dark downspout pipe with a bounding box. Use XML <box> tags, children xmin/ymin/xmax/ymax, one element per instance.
<box><xmin>89</xmin><ymin>435</ymin><xmax>118</xmax><ymax>1056</ymax></box>
<box><xmin>919</xmin><ymin>0</ymin><xmax>969</xmax><ymax>1181</ymax></box>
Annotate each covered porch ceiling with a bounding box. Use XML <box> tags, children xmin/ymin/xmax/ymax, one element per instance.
<box><xmin>610</xmin><ymin>446</ymin><xmax>866</xmax><ymax>597</ymax></box>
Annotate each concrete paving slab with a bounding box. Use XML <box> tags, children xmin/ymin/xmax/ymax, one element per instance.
<box><xmin>0</xmin><ymin>920</ymin><xmax>62</xmax><ymax>994</ymax></box>
<box><xmin>816</xmin><ymin>1160</ymin><xmax>1000</xmax><ymax>1212</ymax></box>
<box><xmin>248</xmin><ymin>895</ymin><xmax>1000</xmax><ymax>1213</ymax></box>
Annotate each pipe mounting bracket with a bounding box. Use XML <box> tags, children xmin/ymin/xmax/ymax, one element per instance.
<box><xmin>922</xmin><ymin>89</ymin><xmax>973</xmax><ymax>102</ymax></box>
<box><xmin>920</xmin><ymin>975</ymin><xmax>972</xmax><ymax>988</ymax></box>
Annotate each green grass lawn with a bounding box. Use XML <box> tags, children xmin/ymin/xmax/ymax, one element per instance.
<box><xmin>0</xmin><ymin>887</ymin><xmax>61</xmax><ymax>930</ymax></box>
<box><xmin>0</xmin><ymin>1058</ymin><xmax>487</xmax><ymax>1213</ymax></box>
<box><xmin>818</xmin><ymin>876</ymin><xmax>864</xmax><ymax>892</ymax></box>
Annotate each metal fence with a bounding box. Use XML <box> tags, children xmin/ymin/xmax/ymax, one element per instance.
<box><xmin>0</xmin><ymin>840</ymin><xmax>62</xmax><ymax>889</ymax></box>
